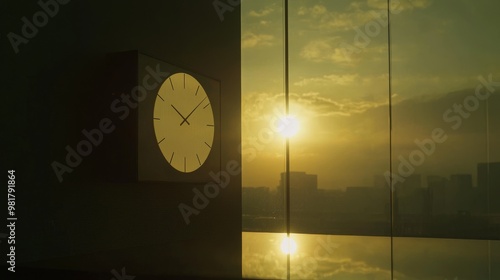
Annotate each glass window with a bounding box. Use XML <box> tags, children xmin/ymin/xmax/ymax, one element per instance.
<box><xmin>242</xmin><ymin>0</ymin><xmax>500</xmax><ymax>279</ymax></box>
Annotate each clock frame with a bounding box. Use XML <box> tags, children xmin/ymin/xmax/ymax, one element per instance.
<box><xmin>105</xmin><ymin>51</ymin><xmax>221</xmax><ymax>183</ymax></box>
<box><xmin>138</xmin><ymin>54</ymin><xmax>221</xmax><ymax>183</ymax></box>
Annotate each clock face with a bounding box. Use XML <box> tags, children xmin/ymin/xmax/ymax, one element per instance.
<box><xmin>153</xmin><ymin>73</ymin><xmax>215</xmax><ymax>173</ymax></box>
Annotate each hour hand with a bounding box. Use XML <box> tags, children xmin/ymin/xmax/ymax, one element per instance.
<box><xmin>171</xmin><ymin>104</ymin><xmax>190</xmax><ymax>125</ymax></box>
<box><xmin>180</xmin><ymin>96</ymin><xmax>207</xmax><ymax>126</ymax></box>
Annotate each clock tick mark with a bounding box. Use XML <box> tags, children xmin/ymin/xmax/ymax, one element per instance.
<box><xmin>169</xmin><ymin>152</ymin><xmax>174</xmax><ymax>163</ymax></box>
<box><xmin>203</xmin><ymin>103</ymin><xmax>210</xmax><ymax>109</ymax></box>
<box><xmin>204</xmin><ymin>142</ymin><xmax>211</xmax><ymax>149</ymax></box>
<box><xmin>169</xmin><ymin>77</ymin><xmax>174</xmax><ymax>91</ymax></box>
<box><xmin>154</xmin><ymin>117</ymin><xmax>160</xmax><ymax>120</ymax></box>
<box><xmin>183</xmin><ymin>74</ymin><xmax>185</xmax><ymax>89</ymax></box>
<box><xmin>195</xmin><ymin>85</ymin><xmax>199</xmax><ymax>96</ymax></box>
<box><xmin>157</xmin><ymin>94</ymin><xmax>165</xmax><ymax>102</ymax></box>
<box><xmin>158</xmin><ymin>138</ymin><xmax>165</xmax><ymax>144</ymax></box>
<box><xmin>196</xmin><ymin>154</ymin><xmax>201</xmax><ymax>165</ymax></box>
<box><xmin>206</xmin><ymin>124</ymin><xmax>214</xmax><ymax>127</ymax></box>
<box><xmin>184</xmin><ymin>157</ymin><xmax>186</xmax><ymax>172</ymax></box>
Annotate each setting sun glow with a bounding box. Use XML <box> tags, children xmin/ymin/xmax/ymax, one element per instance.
<box><xmin>277</xmin><ymin>115</ymin><xmax>300</xmax><ymax>138</ymax></box>
<box><xmin>280</xmin><ymin>236</ymin><xmax>297</xmax><ymax>255</ymax></box>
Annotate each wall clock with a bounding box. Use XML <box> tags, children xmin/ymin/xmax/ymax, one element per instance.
<box><xmin>153</xmin><ymin>72</ymin><xmax>215</xmax><ymax>173</ymax></box>
<box><xmin>104</xmin><ymin>51</ymin><xmax>221</xmax><ymax>183</ymax></box>
<box><xmin>138</xmin><ymin>54</ymin><xmax>221</xmax><ymax>183</ymax></box>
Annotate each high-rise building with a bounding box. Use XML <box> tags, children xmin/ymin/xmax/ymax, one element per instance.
<box><xmin>478</xmin><ymin>162</ymin><xmax>500</xmax><ymax>190</ymax></box>
<box><xmin>396</xmin><ymin>174</ymin><xmax>422</xmax><ymax>196</ymax></box>
<box><xmin>395</xmin><ymin>174</ymin><xmax>424</xmax><ymax>216</ymax></box>
<box><xmin>278</xmin><ymin>171</ymin><xmax>318</xmax><ymax>214</ymax></box>
<box><xmin>449</xmin><ymin>174</ymin><xmax>473</xmax><ymax>213</ymax></box>
<box><xmin>279</xmin><ymin>171</ymin><xmax>318</xmax><ymax>192</ymax></box>
<box><xmin>428</xmin><ymin>175</ymin><xmax>447</xmax><ymax>216</ymax></box>
<box><xmin>478</xmin><ymin>162</ymin><xmax>500</xmax><ymax>213</ymax></box>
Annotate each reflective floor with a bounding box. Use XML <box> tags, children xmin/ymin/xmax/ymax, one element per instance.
<box><xmin>243</xmin><ymin>232</ymin><xmax>500</xmax><ymax>280</ymax></box>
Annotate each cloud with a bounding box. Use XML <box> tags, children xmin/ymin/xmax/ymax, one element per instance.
<box><xmin>297</xmin><ymin>0</ymin><xmax>434</xmax><ymax>33</ymax></box>
<box><xmin>319</xmin><ymin>258</ymin><xmax>392</xmax><ymax>279</ymax></box>
<box><xmin>242</xmin><ymin>92</ymin><xmax>282</xmax><ymax>123</ymax></box>
<box><xmin>292</xmin><ymin>92</ymin><xmax>388</xmax><ymax>117</ymax></box>
<box><xmin>242</xmin><ymin>89</ymin><xmax>389</xmax><ymax>124</ymax></box>
<box><xmin>297</xmin><ymin>4</ymin><xmax>379</xmax><ymax>31</ymax></box>
<box><xmin>299</xmin><ymin>35</ymin><xmax>389</xmax><ymax>65</ymax></box>
<box><xmin>259</xmin><ymin>20</ymin><xmax>270</xmax><ymax>26</ymax></box>
<box><xmin>241</xmin><ymin>87</ymin><xmax>500</xmax><ymax>191</ymax></box>
<box><xmin>294</xmin><ymin>74</ymin><xmax>359</xmax><ymax>87</ymax></box>
<box><xmin>298</xmin><ymin>4</ymin><xmax>327</xmax><ymax>17</ymax></box>
<box><xmin>406</xmin><ymin>0</ymin><xmax>433</xmax><ymax>9</ymax></box>
<box><xmin>242</xmin><ymin>32</ymin><xmax>275</xmax><ymax>48</ymax></box>
<box><xmin>300</xmin><ymin>39</ymin><xmax>355</xmax><ymax>64</ymax></box>
<box><xmin>348</xmin><ymin>1</ymin><xmax>364</xmax><ymax>11</ymax></box>
<box><xmin>366</xmin><ymin>0</ymin><xmax>392</xmax><ymax>9</ymax></box>
<box><xmin>367</xmin><ymin>0</ymin><xmax>433</xmax><ymax>11</ymax></box>
<box><xmin>249</xmin><ymin>7</ymin><xmax>274</xmax><ymax>17</ymax></box>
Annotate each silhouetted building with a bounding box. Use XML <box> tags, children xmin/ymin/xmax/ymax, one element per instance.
<box><xmin>279</xmin><ymin>171</ymin><xmax>318</xmax><ymax>192</ymax></box>
<box><xmin>277</xmin><ymin>171</ymin><xmax>319</xmax><ymax>215</ymax></box>
<box><xmin>396</xmin><ymin>174</ymin><xmax>424</xmax><ymax>216</ymax></box>
<box><xmin>428</xmin><ymin>175</ymin><xmax>447</xmax><ymax>216</ymax></box>
<box><xmin>449</xmin><ymin>174</ymin><xmax>473</xmax><ymax>214</ymax></box>
<box><xmin>478</xmin><ymin>162</ymin><xmax>500</xmax><ymax>213</ymax></box>
<box><xmin>399</xmin><ymin>174</ymin><xmax>422</xmax><ymax>193</ymax></box>
<box><xmin>345</xmin><ymin>186</ymin><xmax>387</xmax><ymax>215</ymax></box>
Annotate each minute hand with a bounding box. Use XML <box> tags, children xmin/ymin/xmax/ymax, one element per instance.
<box><xmin>171</xmin><ymin>104</ymin><xmax>190</xmax><ymax>125</ymax></box>
<box><xmin>180</xmin><ymin>96</ymin><xmax>207</xmax><ymax>126</ymax></box>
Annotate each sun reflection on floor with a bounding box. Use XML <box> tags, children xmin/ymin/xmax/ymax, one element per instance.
<box><xmin>280</xmin><ymin>236</ymin><xmax>297</xmax><ymax>255</ymax></box>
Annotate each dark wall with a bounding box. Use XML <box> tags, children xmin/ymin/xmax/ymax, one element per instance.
<box><xmin>2</xmin><ymin>0</ymin><xmax>241</xmax><ymax>279</ymax></box>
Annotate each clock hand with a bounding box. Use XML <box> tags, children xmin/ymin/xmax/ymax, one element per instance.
<box><xmin>171</xmin><ymin>104</ymin><xmax>190</xmax><ymax>125</ymax></box>
<box><xmin>180</xmin><ymin>96</ymin><xmax>207</xmax><ymax>126</ymax></box>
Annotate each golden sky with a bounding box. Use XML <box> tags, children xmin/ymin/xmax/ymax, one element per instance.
<box><xmin>241</xmin><ymin>0</ymin><xmax>500</xmax><ymax>189</ymax></box>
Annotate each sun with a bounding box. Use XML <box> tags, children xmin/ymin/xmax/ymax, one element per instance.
<box><xmin>280</xmin><ymin>236</ymin><xmax>297</xmax><ymax>255</ymax></box>
<box><xmin>276</xmin><ymin>115</ymin><xmax>300</xmax><ymax>138</ymax></box>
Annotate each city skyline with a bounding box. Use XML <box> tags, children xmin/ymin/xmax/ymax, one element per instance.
<box><xmin>243</xmin><ymin>161</ymin><xmax>500</xmax><ymax>190</ymax></box>
<box><xmin>243</xmin><ymin>162</ymin><xmax>500</xmax><ymax>239</ymax></box>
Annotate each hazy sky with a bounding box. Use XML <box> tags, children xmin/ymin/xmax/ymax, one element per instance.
<box><xmin>241</xmin><ymin>0</ymin><xmax>500</xmax><ymax>189</ymax></box>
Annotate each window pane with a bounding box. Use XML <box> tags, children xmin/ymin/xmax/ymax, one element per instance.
<box><xmin>391</xmin><ymin>0</ymin><xmax>500</xmax><ymax>279</ymax></box>
<box><xmin>391</xmin><ymin>0</ymin><xmax>500</xmax><ymax>239</ymax></box>
<box><xmin>394</xmin><ymin>238</ymin><xmax>497</xmax><ymax>279</ymax></box>
<box><xmin>287</xmin><ymin>0</ymin><xmax>391</xmax><ymax>235</ymax></box>
<box><xmin>241</xmin><ymin>0</ymin><xmax>285</xmax><ymax>231</ymax></box>
<box><xmin>242</xmin><ymin>0</ymin><xmax>286</xmax><ymax>278</ymax></box>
